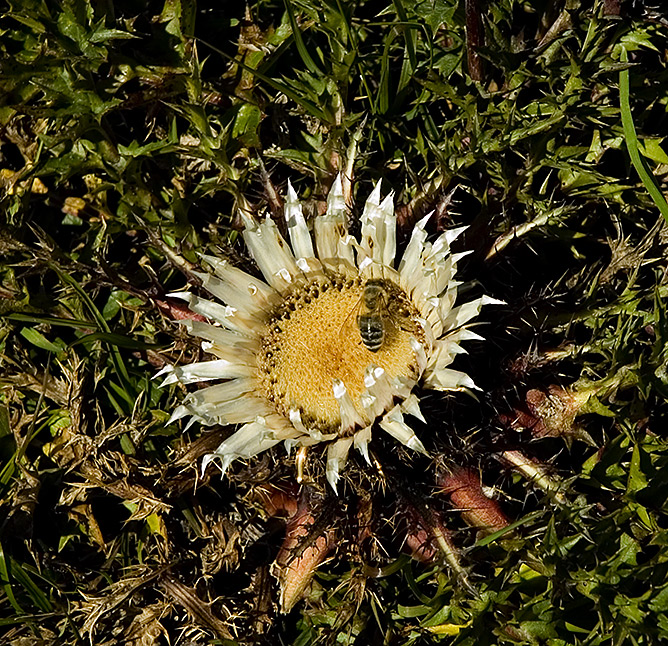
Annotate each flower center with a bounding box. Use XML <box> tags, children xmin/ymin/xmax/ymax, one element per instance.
<box><xmin>258</xmin><ymin>274</ymin><xmax>424</xmax><ymax>434</ymax></box>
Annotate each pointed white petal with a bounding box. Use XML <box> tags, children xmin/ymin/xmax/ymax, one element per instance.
<box><xmin>416</xmin><ymin>319</ymin><xmax>435</xmax><ymax>358</ymax></box>
<box><xmin>184</xmin><ymin>379</ymin><xmax>256</xmax><ymax>415</ymax></box>
<box><xmin>242</xmin><ymin>216</ymin><xmax>302</xmax><ymax>291</ymax></box>
<box><xmin>402</xmin><ymin>224</ymin><xmax>470</xmax><ymax>321</ymax></box>
<box><xmin>380</xmin><ymin>192</ymin><xmax>397</xmax><ymax>267</ymax></box>
<box><xmin>327</xmin><ymin>174</ymin><xmax>346</xmax><ymax>218</ymax></box>
<box><xmin>168</xmin><ymin>292</ymin><xmax>257</xmax><ymax>336</ymax></box>
<box><xmin>411</xmin><ymin>337</ymin><xmax>428</xmax><ymax>374</ymax></box>
<box><xmin>422</xmin><ymin>248</ymin><xmax>459</xmax><ymax>299</ymax></box>
<box><xmin>425</xmin><ymin>295</ymin><xmax>446</xmax><ymax>335</ymax></box>
<box><xmin>335</xmin><ymin>235</ymin><xmax>358</xmax><ymax>276</ymax></box>
<box><xmin>202</xmin><ymin>418</ymin><xmax>282</xmax><ymax>476</ymax></box>
<box><xmin>298</xmin><ymin>433</ymin><xmax>338</xmax><ymax>447</ymax></box>
<box><xmin>401</xmin><ymin>393</ymin><xmax>426</xmax><ymax>423</ymax></box>
<box><xmin>315</xmin><ymin>175</ymin><xmax>348</xmax><ymax>265</ymax></box>
<box><xmin>158</xmin><ymin>360</ymin><xmax>254</xmax><ymax>385</ymax></box>
<box><xmin>451</xmin><ymin>328</ymin><xmax>486</xmax><ymax>342</ymax></box>
<box><xmin>179</xmin><ymin>319</ymin><xmax>259</xmax><ymax>352</ymax></box>
<box><xmin>423</xmin><ymin>367</ymin><xmax>479</xmax><ymax>391</ymax></box>
<box><xmin>167</xmin><ymin>404</ymin><xmax>191</xmax><ymax>425</ymax></box>
<box><xmin>450</xmin><ymin>250</ymin><xmax>474</xmax><ymax>267</ymax></box>
<box><xmin>367</xmin><ymin>178</ymin><xmax>383</xmax><ymax>204</ymax></box>
<box><xmin>283</xmin><ymin>438</ymin><xmax>299</xmax><ymax>455</ymax></box>
<box><xmin>424</xmin><ymin>339</ymin><xmax>464</xmax><ymax>372</ymax></box>
<box><xmin>379</xmin><ymin>406</ymin><xmax>428</xmax><ymax>455</ymax></box>
<box><xmin>359</xmin><ymin>180</ymin><xmax>385</xmax><ymax>267</ymax></box>
<box><xmin>410</xmin><ymin>254</ymin><xmax>454</xmax><ymax>314</ymax></box>
<box><xmin>445</xmin><ymin>225</ymin><xmax>468</xmax><ymax>245</ymax></box>
<box><xmin>263</xmin><ymin>413</ymin><xmax>304</xmax><ymax>439</ymax></box>
<box><xmin>200</xmin><ymin>255</ymin><xmax>279</xmax><ymax>311</ymax></box>
<box><xmin>333</xmin><ymin>379</ymin><xmax>364</xmax><ymax>434</ymax></box>
<box><xmin>398</xmin><ymin>212</ymin><xmax>431</xmax><ymax>292</ymax></box>
<box><xmin>353</xmin><ymin>426</ymin><xmax>373</xmax><ymax>465</ymax></box>
<box><xmin>360</xmin><ymin>366</ymin><xmax>394</xmax><ymax>421</ymax></box>
<box><xmin>202</xmin><ymin>452</ymin><xmax>235</xmax><ymax>478</ymax></box>
<box><xmin>288</xmin><ymin>408</ymin><xmax>309</xmax><ymax>435</ymax></box>
<box><xmin>200</xmin><ymin>340</ymin><xmax>256</xmax><ymax>365</ymax></box>
<box><xmin>209</xmin><ymin>395</ymin><xmax>274</xmax><ymax>426</ymax></box>
<box><xmin>285</xmin><ymin>180</ymin><xmax>317</xmax><ymax>261</ymax></box>
<box><xmin>442</xmin><ymin>295</ymin><xmax>504</xmax><ymax>331</ymax></box>
<box><xmin>192</xmin><ymin>271</ymin><xmax>267</xmax><ymax>320</ymax></box>
<box><xmin>326</xmin><ymin>437</ymin><xmax>353</xmax><ymax>493</ymax></box>
<box><xmin>391</xmin><ymin>375</ymin><xmax>416</xmax><ymax>400</ymax></box>
<box><xmin>435</xmin><ymin>287</ymin><xmax>459</xmax><ymax>332</ymax></box>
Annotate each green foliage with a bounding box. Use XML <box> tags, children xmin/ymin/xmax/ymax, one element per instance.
<box><xmin>2</xmin><ymin>0</ymin><xmax>668</xmax><ymax>644</ymax></box>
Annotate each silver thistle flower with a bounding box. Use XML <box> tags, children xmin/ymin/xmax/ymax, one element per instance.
<box><xmin>158</xmin><ymin>176</ymin><xmax>500</xmax><ymax>491</ymax></box>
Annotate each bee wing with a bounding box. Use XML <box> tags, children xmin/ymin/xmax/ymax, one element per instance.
<box><xmin>394</xmin><ymin>313</ymin><xmax>416</xmax><ymax>333</ymax></box>
<box><xmin>339</xmin><ymin>293</ymin><xmax>364</xmax><ymax>343</ymax></box>
<box><xmin>386</xmin><ymin>299</ymin><xmax>416</xmax><ymax>334</ymax></box>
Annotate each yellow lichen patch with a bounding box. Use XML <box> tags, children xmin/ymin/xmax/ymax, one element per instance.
<box><xmin>259</xmin><ymin>276</ymin><xmax>423</xmax><ymax>434</ymax></box>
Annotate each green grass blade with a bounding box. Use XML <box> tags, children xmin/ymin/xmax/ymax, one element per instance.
<box><xmin>5</xmin><ymin>313</ymin><xmax>96</xmax><ymax>329</ymax></box>
<box><xmin>392</xmin><ymin>0</ymin><xmax>417</xmax><ymax>75</ymax></box>
<box><xmin>0</xmin><ymin>542</ymin><xmax>24</xmax><ymax>614</ymax></box>
<box><xmin>8</xmin><ymin>559</ymin><xmax>53</xmax><ymax>612</ymax></box>
<box><xmin>52</xmin><ymin>265</ymin><xmax>133</xmax><ymax>395</ymax></box>
<box><xmin>619</xmin><ymin>47</ymin><xmax>668</xmax><ymax>224</ymax></box>
<box><xmin>474</xmin><ymin>510</ymin><xmax>544</xmax><ymax>547</ymax></box>
<box><xmin>284</xmin><ymin>0</ymin><xmax>322</xmax><ymax>75</ymax></box>
<box><xmin>68</xmin><ymin>332</ymin><xmax>166</xmax><ymax>351</ymax></box>
<box><xmin>376</xmin><ymin>29</ymin><xmax>397</xmax><ymax>114</ymax></box>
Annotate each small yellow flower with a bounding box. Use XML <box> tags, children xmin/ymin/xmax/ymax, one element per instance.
<box><xmin>159</xmin><ymin>177</ymin><xmax>499</xmax><ymax>491</ymax></box>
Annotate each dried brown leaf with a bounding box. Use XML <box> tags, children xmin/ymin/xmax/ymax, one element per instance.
<box><xmin>160</xmin><ymin>576</ymin><xmax>234</xmax><ymax>640</ymax></box>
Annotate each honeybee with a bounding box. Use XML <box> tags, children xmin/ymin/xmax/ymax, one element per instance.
<box><xmin>355</xmin><ymin>279</ymin><xmax>413</xmax><ymax>352</ymax></box>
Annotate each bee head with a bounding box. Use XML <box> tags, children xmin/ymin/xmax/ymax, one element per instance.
<box><xmin>363</xmin><ymin>279</ymin><xmax>387</xmax><ymax>308</ymax></box>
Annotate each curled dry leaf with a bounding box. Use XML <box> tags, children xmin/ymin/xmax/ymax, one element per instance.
<box><xmin>438</xmin><ymin>467</ymin><xmax>510</xmax><ymax>533</ymax></box>
<box><xmin>271</xmin><ymin>495</ymin><xmax>336</xmax><ymax>613</ymax></box>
